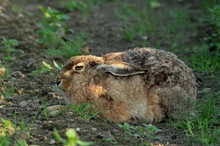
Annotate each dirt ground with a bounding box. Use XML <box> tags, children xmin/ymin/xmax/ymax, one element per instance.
<box><xmin>0</xmin><ymin>0</ymin><xmax>219</xmax><ymax>146</ymax></box>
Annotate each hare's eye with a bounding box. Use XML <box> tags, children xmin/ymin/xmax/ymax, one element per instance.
<box><xmin>75</xmin><ymin>66</ymin><xmax>84</xmax><ymax>71</ymax></box>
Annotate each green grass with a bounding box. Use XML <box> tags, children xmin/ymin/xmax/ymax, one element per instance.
<box><xmin>32</xmin><ymin>61</ymin><xmax>54</xmax><ymax>74</ymax></box>
<box><xmin>46</xmin><ymin>103</ymin><xmax>99</xmax><ymax>121</ymax></box>
<box><xmin>32</xmin><ymin>60</ymin><xmax>62</xmax><ymax>75</ymax></box>
<box><xmin>118</xmin><ymin>122</ymin><xmax>160</xmax><ymax>145</ymax></box>
<box><xmin>61</xmin><ymin>0</ymin><xmax>108</xmax><ymax>20</ymax></box>
<box><xmin>119</xmin><ymin>3</ymin><xmax>158</xmax><ymax>42</ymax></box>
<box><xmin>69</xmin><ymin>103</ymin><xmax>99</xmax><ymax>121</ymax></box>
<box><xmin>118</xmin><ymin>1</ymin><xmax>193</xmax><ymax>51</ymax></box>
<box><xmin>190</xmin><ymin>45</ymin><xmax>220</xmax><ymax>73</ymax></box>
<box><xmin>171</xmin><ymin>89</ymin><xmax>220</xmax><ymax>145</ymax></box>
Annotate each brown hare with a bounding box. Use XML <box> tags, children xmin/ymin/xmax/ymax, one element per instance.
<box><xmin>55</xmin><ymin>48</ymin><xmax>196</xmax><ymax>123</ymax></box>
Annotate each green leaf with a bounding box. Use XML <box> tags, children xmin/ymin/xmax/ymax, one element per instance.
<box><xmin>150</xmin><ymin>1</ymin><xmax>161</xmax><ymax>9</ymax></box>
<box><xmin>42</xmin><ymin>61</ymin><xmax>53</xmax><ymax>70</ymax></box>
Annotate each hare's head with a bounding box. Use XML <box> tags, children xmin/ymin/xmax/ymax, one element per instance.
<box><xmin>56</xmin><ymin>53</ymin><xmax>147</xmax><ymax>93</ymax></box>
<box><xmin>56</xmin><ymin>55</ymin><xmax>104</xmax><ymax>92</ymax></box>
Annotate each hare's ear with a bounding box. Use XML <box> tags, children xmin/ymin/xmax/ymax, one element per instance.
<box><xmin>96</xmin><ymin>61</ymin><xmax>146</xmax><ymax>76</ymax></box>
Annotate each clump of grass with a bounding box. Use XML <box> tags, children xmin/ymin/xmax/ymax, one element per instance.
<box><xmin>171</xmin><ymin>89</ymin><xmax>220</xmax><ymax>145</ymax></box>
<box><xmin>190</xmin><ymin>45</ymin><xmax>220</xmax><ymax>73</ymax></box>
<box><xmin>32</xmin><ymin>60</ymin><xmax>62</xmax><ymax>75</ymax></box>
<box><xmin>47</xmin><ymin>103</ymin><xmax>99</xmax><ymax>121</ymax></box>
<box><xmin>120</xmin><ymin>3</ymin><xmax>158</xmax><ymax>42</ymax></box>
<box><xmin>69</xmin><ymin>103</ymin><xmax>99</xmax><ymax>121</ymax></box>
<box><xmin>0</xmin><ymin>80</ymin><xmax>15</xmax><ymax>99</ymax></box>
<box><xmin>118</xmin><ymin>122</ymin><xmax>160</xmax><ymax>145</ymax></box>
<box><xmin>54</xmin><ymin>128</ymin><xmax>93</xmax><ymax>146</ymax></box>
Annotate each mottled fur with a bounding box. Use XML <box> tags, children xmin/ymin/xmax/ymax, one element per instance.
<box><xmin>56</xmin><ymin>48</ymin><xmax>196</xmax><ymax>123</ymax></box>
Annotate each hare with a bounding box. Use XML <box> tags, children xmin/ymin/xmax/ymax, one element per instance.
<box><xmin>55</xmin><ymin>48</ymin><xmax>196</xmax><ymax>123</ymax></box>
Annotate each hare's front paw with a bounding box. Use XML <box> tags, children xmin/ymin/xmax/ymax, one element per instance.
<box><xmin>47</xmin><ymin>105</ymin><xmax>67</xmax><ymax>116</ymax></box>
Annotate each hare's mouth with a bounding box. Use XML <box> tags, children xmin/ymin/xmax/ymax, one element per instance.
<box><xmin>55</xmin><ymin>79</ymin><xmax>64</xmax><ymax>92</ymax></box>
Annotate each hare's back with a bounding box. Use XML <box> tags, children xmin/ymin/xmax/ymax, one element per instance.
<box><xmin>122</xmin><ymin>48</ymin><xmax>196</xmax><ymax>96</ymax></box>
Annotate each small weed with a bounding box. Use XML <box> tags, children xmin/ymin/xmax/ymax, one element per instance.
<box><xmin>38</xmin><ymin>6</ymin><xmax>70</xmax><ymax>48</ymax></box>
<box><xmin>39</xmin><ymin>6</ymin><xmax>70</xmax><ymax>27</ymax></box>
<box><xmin>118</xmin><ymin>122</ymin><xmax>160</xmax><ymax>145</ymax></box>
<box><xmin>42</xmin><ymin>101</ymin><xmax>51</xmax><ymax>120</ymax></box>
<box><xmin>1</xmin><ymin>37</ymin><xmax>19</xmax><ymax>61</ymax></box>
<box><xmin>2</xmin><ymin>37</ymin><xmax>19</xmax><ymax>52</ymax></box>
<box><xmin>38</xmin><ymin>6</ymin><xmax>88</xmax><ymax>59</ymax></box>
<box><xmin>0</xmin><ymin>118</ymin><xmax>28</xmax><ymax>146</ymax></box>
<box><xmin>32</xmin><ymin>60</ymin><xmax>62</xmax><ymax>75</ymax></box>
<box><xmin>32</xmin><ymin>61</ymin><xmax>53</xmax><ymax>74</ymax></box>
<box><xmin>54</xmin><ymin>128</ymin><xmax>93</xmax><ymax>146</ymax></box>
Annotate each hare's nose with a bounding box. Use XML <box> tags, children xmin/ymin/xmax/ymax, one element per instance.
<box><xmin>56</xmin><ymin>80</ymin><xmax>61</xmax><ymax>86</ymax></box>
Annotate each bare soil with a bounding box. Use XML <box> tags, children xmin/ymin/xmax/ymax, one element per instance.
<box><xmin>0</xmin><ymin>0</ymin><xmax>219</xmax><ymax>146</ymax></box>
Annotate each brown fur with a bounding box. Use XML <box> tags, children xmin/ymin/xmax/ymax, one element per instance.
<box><xmin>56</xmin><ymin>48</ymin><xmax>197</xmax><ymax>123</ymax></box>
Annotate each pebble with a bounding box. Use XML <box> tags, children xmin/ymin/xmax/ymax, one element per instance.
<box><xmin>91</xmin><ymin>127</ymin><xmax>97</xmax><ymax>131</ymax></box>
<box><xmin>76</xmin><ymin>127</ymin><xmax>80</xmax><ymax>131</ymax></box>
<box><xmin>19</xmin><ymin>100</ymin><xmax>28</xmax><ymax>107</ymax></box>
<box><xmin>49</xmin><ymin>110</ymin><xmax>60</xmax><ymax>117</ymax></box>
<box><xmin>49</xmin><ymin>139</ymin><xmax>56</xmax><ymax>145</ymax></box>
<box><xmin>67</xmin><ymin>111</ymin><xmax>74</xmax><ymax>116</ymax></box>
<box><xmin>17</xmin><ymin>88</ymin><xmax>24</xmax><ymax>94</ymax></box>
<box><xmin>97</xmin><ymin>131</ymin><xmax>113</xmax><ymax>139</ymax></box>
<box><xmin>11</xmin><ymin>71</ymin><xmax>25</xmax><ymax>78</ymax></box>
<box><xmin>22</xmin><ymin>58</ymin><xmax>36</xmax><ymax>68</ymax></box>
<box><xmin>43</xmin><ymin>136</ymin><xmax>48</xmax><ymax>141</ymax></box>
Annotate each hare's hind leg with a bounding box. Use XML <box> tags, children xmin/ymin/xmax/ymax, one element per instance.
<box><xmin>157</xmin><ymin>86</ymin><xmax>196</xmax><ymax>121</ymax></box>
